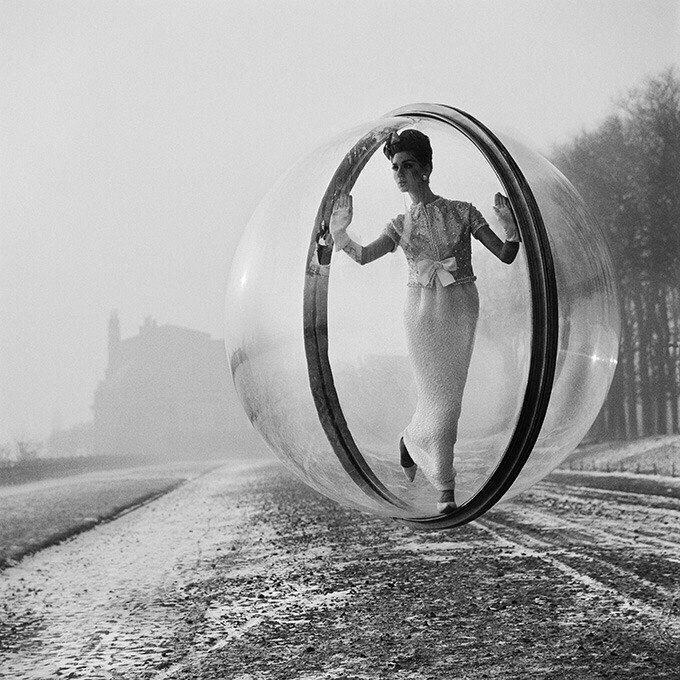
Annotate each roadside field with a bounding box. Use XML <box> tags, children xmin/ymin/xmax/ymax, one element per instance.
<box><xmin>564</xmin><ymin>434</ymin><xmax>680</xmax><ymax>476</ymax></box>
<box><xmin>0</xmin><ymin>461</ymin><xmax>221</xmax><ymax>568</ymax></box>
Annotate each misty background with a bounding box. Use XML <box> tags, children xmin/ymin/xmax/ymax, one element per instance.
<box><xmin>1</xmin><ymin>0</ymin><xmax>679</xmax><ymax>450</ymax></box>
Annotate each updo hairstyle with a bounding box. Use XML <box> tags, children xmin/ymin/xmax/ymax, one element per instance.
<box><xmin>383</xmin><ymin>129</ymin><xmax>433</xmax><ymax>168</ymax></box>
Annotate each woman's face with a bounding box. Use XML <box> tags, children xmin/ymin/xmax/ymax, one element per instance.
<box><xmin>391</xmin><ymin>151</ymin><xmax>427</xmax><ymax>194</ymax></box>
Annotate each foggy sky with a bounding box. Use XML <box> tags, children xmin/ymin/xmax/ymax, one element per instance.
<box><xmin>1</xmin><ymin>0</ymin><xmax>679</xmax><ymax>440</ymax></box>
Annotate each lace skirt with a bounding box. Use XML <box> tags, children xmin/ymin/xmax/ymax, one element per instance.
<box><xmin>402</xmin><ymin>281</ymin><xmax>479</xmax><ymax>491</ymax></box>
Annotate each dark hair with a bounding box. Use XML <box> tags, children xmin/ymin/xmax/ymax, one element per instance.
<box><xmin>383</xmin><ymin>129</ymin><xmax>433</xmax><ymax>167</ymax></box>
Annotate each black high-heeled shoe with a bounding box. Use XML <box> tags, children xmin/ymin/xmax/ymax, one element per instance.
<box><xmin>399</xmin><ymin>437</ymin><xmax>417</xmax><ymax>482</ymax></box>
<box><xmin>437</xmin><ymin>489</ymin><xmax>457</xmax><ymax>514</ymax></box>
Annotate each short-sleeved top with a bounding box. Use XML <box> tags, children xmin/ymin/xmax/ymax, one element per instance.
<box><xmin>383</xmin><ymin>196</ymin><xmax>488</xmax><ymax>288</ymax></box>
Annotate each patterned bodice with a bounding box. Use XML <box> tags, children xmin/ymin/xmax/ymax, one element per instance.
<box><xmin>383</xmin><ymin>197</ymin><xmax>488</xmax><ymax>288</ymax></box>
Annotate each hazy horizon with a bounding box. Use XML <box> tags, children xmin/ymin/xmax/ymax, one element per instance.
<box><xmin>2</xmin><ymin>0</ymin><xmax>679</xmax><ymax>441</ymax></box>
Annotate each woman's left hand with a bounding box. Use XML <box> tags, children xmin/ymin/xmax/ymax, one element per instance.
<box><xmin>493</xmin><ymin>192</ymin><xmax>520</xmax><ymax>241</ymax></box>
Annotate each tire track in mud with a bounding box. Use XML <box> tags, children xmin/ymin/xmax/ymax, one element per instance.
<box><xmin>476</xmin><ymin>516</ymin><xmax>678</xmax><ymax>616</ymax></box>
<box><xmin>539</xmin><ymin>480</ymin><xmax>680</xmax><ymax>519</ymax></box>
<box><xmin>505</xmin><ymin>493</ymin><xmax>680</xmax><ymax>554</ymax></box>
<box><xmin>523</xmin><ymin>483</ymin><xmax>680</xmax><ymax>554</ymax></box>
<box><xmin>478</xmin><ymin>484</ymin><xmax>680</xmax><ymax>637</ymax></box>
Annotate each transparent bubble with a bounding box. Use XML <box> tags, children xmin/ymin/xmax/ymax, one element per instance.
<box><xmin>225</xmin><ymin>105</ymin><xmax>620</xmax><ymax>528</ymax></box>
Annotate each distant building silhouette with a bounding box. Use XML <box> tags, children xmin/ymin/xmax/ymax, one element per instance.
<box><xmin>90</xmin><ymin>313</ymin><xmax>241</xmax><ymax>459</ymax></box>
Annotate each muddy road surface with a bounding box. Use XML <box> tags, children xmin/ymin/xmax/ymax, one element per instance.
<box><xmin>0</xmin><ymin>460</ymin><xmax>678</xmax><ymax>679</ymax></box>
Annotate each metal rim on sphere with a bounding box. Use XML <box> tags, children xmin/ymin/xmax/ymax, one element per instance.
<box><xmin>303</xmin><ymin>104</ymin><xmax>559</xmax><ymax>528</ymax></box>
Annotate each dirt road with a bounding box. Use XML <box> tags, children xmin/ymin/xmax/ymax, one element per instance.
<box><xmin>0</xmin><ymin>460</ymin><xmax>678</xmax><ymax>679</ymax></box>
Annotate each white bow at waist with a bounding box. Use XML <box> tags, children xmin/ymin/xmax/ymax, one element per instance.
<box><xmin>417</xmin><ymin>256</ymin><xmax>458</xmax><ymax>286</ymax></box>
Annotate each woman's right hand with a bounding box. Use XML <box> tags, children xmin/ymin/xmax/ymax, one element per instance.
<box><xmin>329</xmin><ymin>194</ymin><xmax>353</xmax><ymax>249</ymax></box>
<box><xmin>330</xmin><ymin>194</ymin><xmax>353</xmax><ymax>231</ymax></box>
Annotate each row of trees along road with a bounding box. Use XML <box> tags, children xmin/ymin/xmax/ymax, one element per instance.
<box><xmin>552</xmin><ymin>68</ymin><xmax>680</xmax><ymax>441</ymax></box>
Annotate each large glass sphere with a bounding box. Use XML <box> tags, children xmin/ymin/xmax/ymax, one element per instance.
<box><xmin>225</xmin><ymin>104</ymin><xmax>620</xmax><ymax>528</ymax></box>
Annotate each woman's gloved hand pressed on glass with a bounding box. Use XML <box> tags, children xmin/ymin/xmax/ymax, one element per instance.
<box><xmin>329</xmin><ymin>194</ymin><xmax>396</xmax><ymax>265</ymax></box>
<box><xmin>330</xmin><ymin>194</ymin><xmax>353</xmax><ymax>251</ymax></box>
<box><xmin>493</xmin><ymin>192</ymin><xmax>521</xmax><ymax>242</ymax></box>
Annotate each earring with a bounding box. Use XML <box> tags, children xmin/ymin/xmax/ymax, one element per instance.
<box><xmin>422</xmin><ymin>174</ymin><xmax>428</xmax><ymax>181</ymax></box>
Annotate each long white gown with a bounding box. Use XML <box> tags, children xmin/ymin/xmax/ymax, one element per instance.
<box><xmin>384</xmin><ymin>197</ymin><xmax>486</xmax><ymax>490</ymax></box>
<box><xmin>351</xmin><ymin>196</ymin><xmax>489</xmax><ymax>491</ymax></box>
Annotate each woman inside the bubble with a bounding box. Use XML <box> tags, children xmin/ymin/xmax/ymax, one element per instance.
<box><xmin>330</xmin><ymin>129</ymin><xmax>521</xmax><ymax>513</ymax></box>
